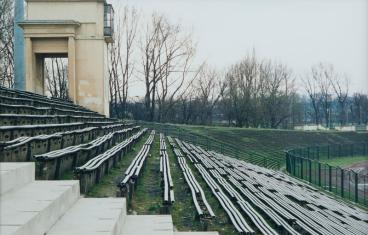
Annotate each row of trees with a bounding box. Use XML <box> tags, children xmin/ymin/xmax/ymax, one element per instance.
<box><xmin>302</xmin><ymin>63</ymin><xmax>367</xmax><ymax>126</ymax></box>
<box><xmin>1</xmin><ymin>3</ymin><xmax>367</xmax><ymax>128</ymax></box>
<box><xmin>108</xmin><ymin>8</ymin><xmax>200</xmax><ymax>122</ymax></box>
<box><xmin>110</xmin><ymin>8</ymin><xmax>368</xmax><ymax>128</ymax></box>
<box><xmin>0</xmin><ymin>0</ymin><xmax>14</xmax><ymax>88</ymax></box>
<box><xmin>106</xmin><ymin>6</ymin><xmax>368</xmax><ymax>128</ymax></box>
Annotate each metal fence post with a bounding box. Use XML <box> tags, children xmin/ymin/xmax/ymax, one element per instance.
<box><xmin>308</xmin><ymin>159</ymin><xmax>312</xmax><ymax>183</ymax></box>
<box><xmin>307</xmin><ymin>147</ymin><xmax>310</xmax><ymax>159</ymax></box>
<box><xmin>318</xmin><ymin>162</ymin><xmax>321</xmax><ymax>187</ymax></box>
<box><xmin>317</xmin><ymin>146</ymin><xmax>320</xmax><ymax>160</ymax></box>
<box><xmin>300</xmin><ymin>158</ymin><xmax>304</xmax><ymax>180</ymax></box>
<box><xmin>364</xmin><ymin>175</ymin><xmax>367</xmax><ymax>206</ymax></box>
<box><xmin>351</xmin><ymin>144</ymin><xmax>354</xmax><ymax>157</ymax></box>
<box><xmin>340</xmin><ymin>168</ymin><xmax>344</xmax><ymax>198</ymax></box>
<box><xmin>328</xmin><ymin>165</ymin><xmax>332</xmax><ymax>191</ymax></box>
<box><xmin>354</xmin><ymin>172</ymin><xmax>358</xmax><ymax>203</ymax></box>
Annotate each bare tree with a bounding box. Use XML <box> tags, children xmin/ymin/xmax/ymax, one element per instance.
<box><xmin>44</xmin><ymin>58</ymin><xmax>69</xmax><ymax>100</ymax></box>
<box><xmin>224</xmin><ymin>52</ymin><xmax>259</xmax><ymax>127</ymax></box>
<box><xmin>0</xmin><ymin>0</ymin><xmax>14</xmax><ymax>88</ymax></box>
<box><xmin>330</xmin><ymin>74</ymin><xmax>349</xmax><ymax>125</ymax></box>
<box><xmin>303</xmin><ymin>71</ymin><xmax>322</xmax><ymax>125</ymax></box>
<box><xmin>108</xmin><ymin>6</ymin><xmax>139</xmax><ymax>118</ymax></box>
<box><xmin>195</xmin><ymin>65</ymin><xmax>226</xmax><ymax>124</ymax></box>
<box><xmin>222</xmin><ymin>53</ymin><xmax>296</xmax><ymax>128</ymax></box>
<box><xmin>352</xmin><ymin>92</ymin><xmax>367</xmax><ymax>125</ymax></box>
<box><xmin>259</xmin><ymin>60</ymin><xmax>295</xmax><ymax>128</ymax></box>
<box><xmin>141</xmin><ymin>13</ymin><xmax>198</xmax><ymax>121</ymax></box>
<box><xmin>177</xmin><ymin>88</ymin><xmax>197</xmax><ymax>124</ymax></box>
<box><xmin>155</xmin><ymin>31</ymin><xmax>200</xmax><ymax>122</ymax></box>
<box><xmin>315</xmin><ymin>63</ymin><xmax>336</xmax><ymax>127</ymax></box>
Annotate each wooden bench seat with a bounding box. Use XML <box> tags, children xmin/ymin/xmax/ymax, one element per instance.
<box><xmin>76</xmin><ymin>128</ymin><xmax>147</xmax><ymax>193</ymax></box>
<box><xmin>34</xmin><ymin>127</ymin><xmax>139</xmax><ymax>180</ymax></box>
<box><xmin>173</xmin><ymin>143</ymin><xmax>215</xmax><ymax>218</ymax></box>
<box><xmin>0</xmin><ymin>86</ymin><xmax>95</xmax><ymax>113</ymax></box>
<box><xmin>117</xmin><ymin>130</ymin><xmax>154</xmax><ymax>200</ymax></box>
<box><xmin>160</xmin><ymin>134</ymin><xmax>174</xmax><ymax>205</ymax></box>
<box><xmin>0</xmin><ymin>124</ymin><xmax>132</xmax><ymax>162</ymax></box>
<box><xmin>0</xmin><ymin>103</ymin><xmax>103</xmax><ymax>117</ymax></box>
<box><xmin>0</xmin><ymin>113</ymin><xmax>110</xmax><ymax>126</ymax></box>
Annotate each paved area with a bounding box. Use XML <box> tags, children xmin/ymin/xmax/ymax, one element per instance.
<box><xmin>48</xmin><ymin>198</ymin><xmax>126</xmax><ymax>235</ymax></box>
<box><xmin>122</xmin><ymin>215</ymin><xmax>174</xmax><ymax>235</ymax></box>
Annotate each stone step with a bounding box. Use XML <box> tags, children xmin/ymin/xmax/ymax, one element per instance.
<box><xmin>175</xmin><ymin>232</ymin><xmax>219</xmax><ymax>235</ymax></box>
<box><xmin>48</xmin><ymin>198</ymin><xmax>127</xmax><ymax>235</ymax></box>
<box><xmin>122</xmin><ymin>215</ymin><xmax>174</xmax><ymax>235</ymax></box>
<box><xmin>0</xmin><ymin>162</ymin><xmax>35</xmax><ymax>195</ymax></box>
<box><xmin>0</xmin><ymin>180</ymin><xmax>80</xmax><ymax>235</ymax></box>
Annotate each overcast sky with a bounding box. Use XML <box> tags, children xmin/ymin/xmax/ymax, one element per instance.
<box><xmin>114</xmin><ymin>0</ymin><xmax>368</xmax><ymax>96</ymax></box>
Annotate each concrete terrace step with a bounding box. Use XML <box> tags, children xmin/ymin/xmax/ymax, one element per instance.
<box><xmin>175</xmin><ymin>233</ymin><xmax>219</xmax><ymax>235</ymax></box>
<box><xmin>48</xmin><ymin>198</ymin><xmax>126</xmax><ymax>235</ymax></box>
<box><xmin>122</xmin><ymin>215</ymin><xmax>174</xmax><ymax>235</ymax></box>
<box><xmin>0</xmin><ymin>180</ymin><xmax>79</xmax><ymax>235</ymax></box>
<box><xmin>0</xmin><ymin>162</ymin><xmax>35</xmax><ymax>195</ymax></box>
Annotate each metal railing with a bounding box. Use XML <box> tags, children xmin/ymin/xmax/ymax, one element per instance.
<box><xmin>285</xmin><ymin>142</ymin><xmax>368</xmax><ymax>207</ymax></box>
<box><xmin>140</xmin><ymin>122</ymin><xmax>284</xmax><ymax>170</ymax></box>
<box><xmin>104</xmin><ymin>3</ymin><xmax>114</xmax><ymax>37</ymax></box>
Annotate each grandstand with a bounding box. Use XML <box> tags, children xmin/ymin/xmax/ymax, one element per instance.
<box><xmin>173</xmin><ymin>138</ymin><xmax>368</xmax><ymax>235</ymax></box>
<box><xmin>0</xmin><ymin>87</ymin><xmax>217</xmax><ymax>235</ymax></box>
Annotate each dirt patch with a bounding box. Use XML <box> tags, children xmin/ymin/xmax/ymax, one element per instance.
<box><xmin>344</xmin><ymin>160</ymin><xmax>368</xmax><ymax>175</ymax></box>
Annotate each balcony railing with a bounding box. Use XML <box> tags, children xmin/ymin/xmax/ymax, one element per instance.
<box><xmin>104</xmin><ymin>3</ymin><xmax>114</xmax><ymax>41</ymax></box>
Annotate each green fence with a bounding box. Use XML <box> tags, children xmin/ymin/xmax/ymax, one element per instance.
<box><xmin>285</xmin><ymin>142</ymin><xmax>368</xmax><ymax>207</ymax></box>
<box><xmin>140</xmin><ymin>122</ymin><xmax>283</xmax><ymax>170</ymax></box>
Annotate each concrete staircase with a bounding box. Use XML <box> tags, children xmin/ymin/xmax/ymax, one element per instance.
<box><xmin>122</xmin><ymin>215</ymin><xmax>219</xmax><ymax>235</ymax></box>
<box><xmin>0</xmin><ymin>162</ymin><xmax>218</xmax><ymax>235</ymax></box>
<box><xmin>0</xmin><ymin>162</ymin><xmax>125</xmax><ymax>235</ymax></box>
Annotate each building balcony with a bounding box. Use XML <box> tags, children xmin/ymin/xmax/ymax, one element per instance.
<box><xmin>104</xmin><ymin>3</ymin><xmax>114</xmax><ymax>43</ymax></box>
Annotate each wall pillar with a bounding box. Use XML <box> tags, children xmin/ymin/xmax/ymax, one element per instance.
<box><xmin>34</xmin><ymin>55</ymin><xmax>44</xmax><ymax>94</ymax></box>
<box><xmin>68</xmin><ymin>36</ymin><xmax>76</xmax><ymax>103</ymax></box>
<box><xmin>14</xmin><ymin>0</ymin><xmax>25</xmax><ymax>90</ymax></box>
<box><xmin>25</xmin><ymin>37</ymin><xmax>33</xmax><ymax>92</ymax></box>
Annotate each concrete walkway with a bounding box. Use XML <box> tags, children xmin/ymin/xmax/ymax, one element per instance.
<box><xmin>0</xmin><ymin>162</ymin><xmax>219</xmax><ymax>235</ymax></box>
<box><xmin>122</xmin><ymin>215</ymin><xmax>174</xmax><ymax>235</ymax></box>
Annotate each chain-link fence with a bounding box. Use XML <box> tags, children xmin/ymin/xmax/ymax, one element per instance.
<box><xmin>140</xmin><ymin>122</ymin><xmax>284</xmax><ymax>169</ymax></box>
<box><xmin>285</xmin><ymin>142</ymin><xmax>368</xmax><ymax>207</ymax></box>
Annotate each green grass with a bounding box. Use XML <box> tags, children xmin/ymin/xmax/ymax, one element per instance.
<box><xmin>130</xmin><ymin>135</ymin><xmax>162</xmax><ymax>214</ymax></box>
<box><xmin>319</xmin><ymin>156</ymin><xmax>367</xmax><ymax>168</ymax></box>
<box><xmin>141</xmin><ymin>122</ymin><xmax>368</xmax><ymax>169</ymax></box>
<box><xmin>60</xmin><ymin>170</ymin><xmax>74</xmax><ymax>180</ymax></box>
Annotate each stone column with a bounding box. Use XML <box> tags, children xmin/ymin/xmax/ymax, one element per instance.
<box><xmin>14</xmin><ymin>0</ymin><xmax>25</xmax><ymax>90</ymax></box>
<box><xmin>25</xmin><ymin>37</ymin><xmax>33</xmax><ymax>92</ymax></box>
<box><xmin>34</xmin><ymin>55</ymin><xmax>44</xmax><ymax>94</ymax></box>
<box><xmin>68</xmin><ymin>36</ymin><xmax>76</xmax><ymax>103</ymax></box>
